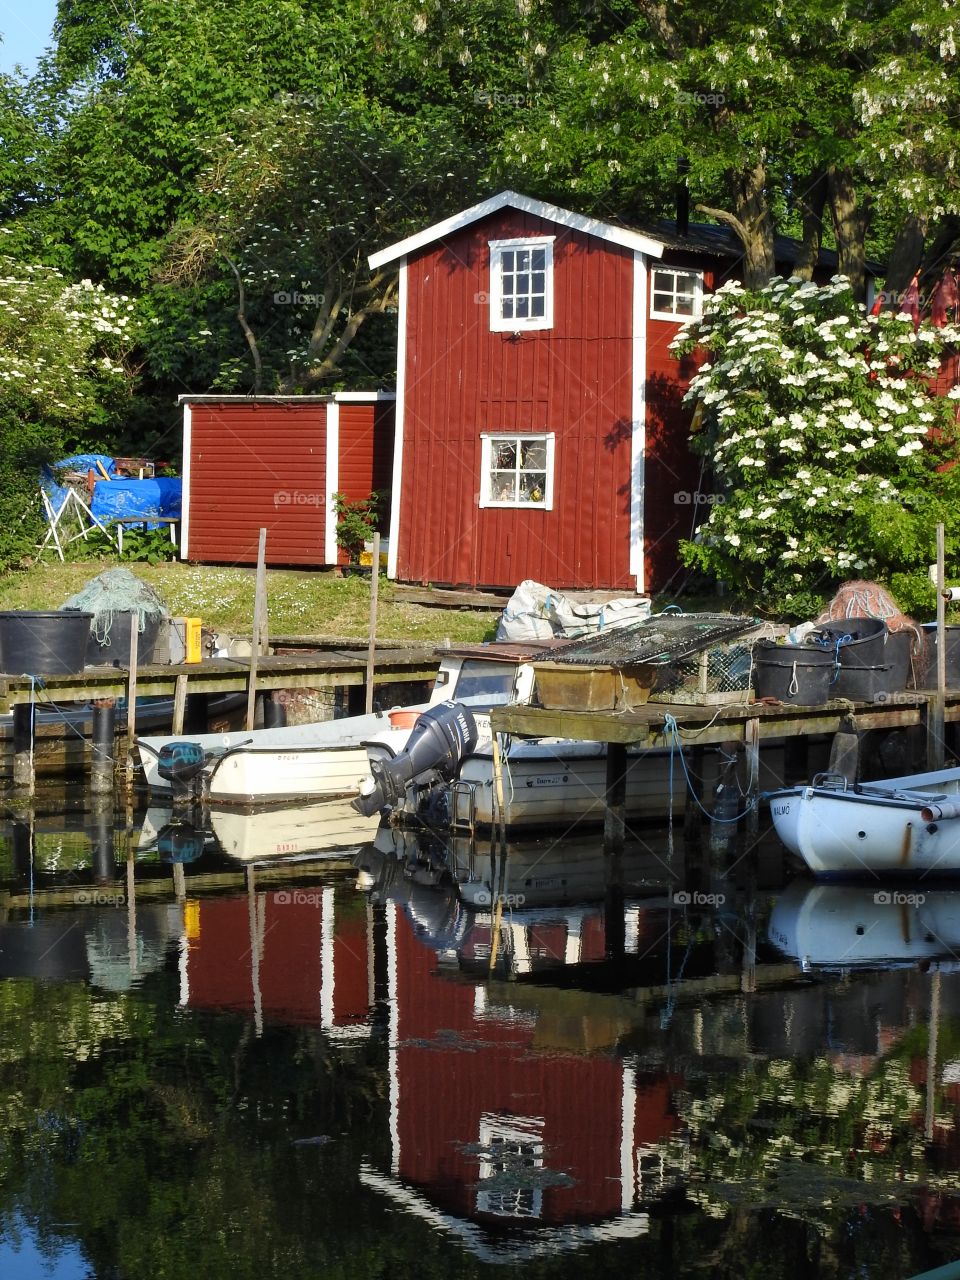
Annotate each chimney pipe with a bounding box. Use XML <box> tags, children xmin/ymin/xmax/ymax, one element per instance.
<box><xmin>676</xmin><ymin>156</ymin><xmax>690</xmax><ymax>237</ymax></box>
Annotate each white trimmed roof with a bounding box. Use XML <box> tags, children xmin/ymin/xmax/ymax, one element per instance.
<box><xmin>368</xmin><ymin>190</ymin><xmax>665</xmax><ymax>270</ymax></box>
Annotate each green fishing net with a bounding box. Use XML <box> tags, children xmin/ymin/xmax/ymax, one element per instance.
<box><xmin>60</xmin><ymin>568</ymin><xmax>169</xmax><ymax>644</ymax></box>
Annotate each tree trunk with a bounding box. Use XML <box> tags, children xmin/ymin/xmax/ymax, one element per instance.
<box><xmin>827</xmin><ymin>166</ymin><xmax>869</xmax><ymax>302</ymax></box>
<box><xmin>697</xmin><ymin>161</ymin><xmax>776</xmax><ymax>289</ymax></box>
<box><xmin>884</xmin><ymin>212</ymin><xmax>929</xmax><ymax>301</ymax></box>
<box><xmin>223</xmin><ymin>254</ymin><xmax>263</xmax><ymax>394</ymax></box>
<box><xmin>792</xmin><ymin>170</ymin><xmax>829</xmax><ymax>280</ymax></box>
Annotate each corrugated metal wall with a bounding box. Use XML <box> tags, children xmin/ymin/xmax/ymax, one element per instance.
<box><xmin>187</xmin><ymin>402</ymin><xmax>328</xmax><ymax>565</ymax></box>
<box><xmin>397</xmin><ymin>211</ymin><xmax>636</xmax><ymax>590</ymax></box>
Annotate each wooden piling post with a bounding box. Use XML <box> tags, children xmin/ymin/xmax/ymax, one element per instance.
<box><xmin>683</xmin><ymin>744</ymin><xmax>705</xmax><ymax>840</ymax></box>
<box><xmin>172</xmin><ymin>673</ymin><xmax>188</xmax><ymax>736</ymax></box>
<box><xmin>91</xmin><ymin>699</ymin><xmax>116</xmax><ymax>795</ymax></box>
<box><xmin>364</xmin><ymin>531</ymin><xmax>380</xmax><ymax>715</ymax></box>
<box><xmin>743</xmin><ymin>717</ymin><xmax>760</xmax><ymax>839</ymax></box>
<box><xmin>12</xmin><ymin>703</ymin><xmax>34</xmax><ymax>794</ymax></box>
<box><xmin>603</xmin><ymin>741</ymin><xmax>628</xmax><ymax>856</ymax></box>
<box><xmin>246</xmin><ymin>528</ymin><xmax>268</xmax><ymax>732</ymax></box>
<box><xmin>125</xmin><ymin>624</ymin><xmax>139</xmax><ymax>792</ymax></box>
<box><xmin>929</xmin><ymin>521</ymin><xmax>947</xmax><ymax>770</ymax></box>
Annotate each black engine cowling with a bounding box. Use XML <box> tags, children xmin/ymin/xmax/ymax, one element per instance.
<box><xmin>157</xmin><ymin>741</ymin><xmax>207</xmax><ymax>800</ymax></box>
<box><xmin>352</xmin><ymin>701</ymin><xmax>479</xmax><ymax>817</ymax></box>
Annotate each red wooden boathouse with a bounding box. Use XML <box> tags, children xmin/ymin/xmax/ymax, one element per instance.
<box><xmin>370</xmin><ymin>190</ymin><xmax>877</xmax><ymax>594</ymax></box>
<box><xmin>180</xmin><ymin>392</ymin><xmax>395</xmax><ymax>566</ymax></box>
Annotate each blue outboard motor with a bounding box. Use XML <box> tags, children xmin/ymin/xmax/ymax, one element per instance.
<box><xmin>352</xmin><ymin>701</ymin><xmax>479</xmax><ymax>817</ymax></box>
<box><xmin>157</xmin><ymin>741</ymin><xmax>206</xmax><ymax>802</ymax></box>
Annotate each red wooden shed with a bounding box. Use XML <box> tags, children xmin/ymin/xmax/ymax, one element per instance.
<box><xmin>180</xmin><ymin>392</ymin><xmax>395</xmax><ymax>566</ymax></box>
<box><xmin>369</xmin><ymin>190</ymin><xmax>879</xmax><ymax>594</ymax></box>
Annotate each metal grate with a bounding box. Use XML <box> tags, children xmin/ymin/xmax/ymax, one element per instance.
<box><xmin>534</xmin><ymin>613</ymin><xmax>758</xmax><ymax>668</ymax></box>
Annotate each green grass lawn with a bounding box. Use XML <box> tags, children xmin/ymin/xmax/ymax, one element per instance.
<box><xmin>0</xmin><ymin>557</ymin><xmax>498</xmax><ymax>644</ymax></box>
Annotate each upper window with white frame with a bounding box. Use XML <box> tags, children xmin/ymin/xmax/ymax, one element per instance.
<box><xmin>479</xmin><ymin>433</ymin><xmax>555</xmax><ymax>509</ymax></box>
<box><xmin>650</xmin><ymin>266</ymin><xmax>703</xmax><ymax>321</ymax></box>
<box><xmin>489</xmin><ymin>237</ymin><xmax>554</xmax><ymax>331</ymax></box>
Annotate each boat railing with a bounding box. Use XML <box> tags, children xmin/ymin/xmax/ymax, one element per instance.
<box><xmin>449</xmin><ymin>780</ymin><xmax>477</xmax><ymax>834</ymax></box>
<box><xmin>811</xmin><ymin>771</ymin><xmax>851</xmax><ymax>792</ymax></box>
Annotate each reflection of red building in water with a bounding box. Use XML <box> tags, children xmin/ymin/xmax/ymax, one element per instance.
<box><xmin>361</xmin><ymin>899</ymin><xmax>680</xmax><ymax>1261</ymax></box>
<box><xmin>183</xmin><ymin>886</ymin><xmax>373</xmax><ymax>1040</ymax></box>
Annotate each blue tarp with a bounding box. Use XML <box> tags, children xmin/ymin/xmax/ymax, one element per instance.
<box><xmin>40</xmin><ymin>455</ymin><xmax>182</xmax><ymax>529</ymax></box>
<box><xmin>90</xmin><ymin>477</ymin><xmax>182</xmax><ymax>523</ymax></box>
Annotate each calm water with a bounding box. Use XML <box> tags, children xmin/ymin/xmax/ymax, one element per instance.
<box><xmin>1</xmin><ymin>796</ymin><xmax>959</xmax><ymax>1279</ymax></box>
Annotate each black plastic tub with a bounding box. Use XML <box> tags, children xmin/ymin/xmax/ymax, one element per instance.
<box><xmin>0</xmin><ymin>610</ymin><xmax>93</xmax><ymax>676</ymax></box>
<box><xmin>753</xmin><ymin>641</ymin><xmax>837</xmax><ymax>705</ymax></box>
<box><xmin>83</xmin><ymin>611</ymin><xmax>162</xmax><ymax>668</ymax></box>
<box><xmin>918</xmin><ymin>624</ymin><xmax>960</xmax><ymax>689</ymax></box>
<box><xmin>815</xmin><ymin>618</ymin><xmax>911</xmax><ymax>700</ymax></box>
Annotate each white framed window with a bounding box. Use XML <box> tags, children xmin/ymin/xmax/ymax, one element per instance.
<box><xmin>476</xmin><ymin>1113</ymin><xmax>545</xmax><ymax>1220</ymax></box>
<box><xmin>649</xmin><ymin>266</ymin><xmax>703</xmax><ymax>321</ymax></box>
<box><xmin>479</xmin><ymin>433</ymin><xmax>555</xmax><ymax>509</ymax></box>
<box><xmin>489</xmin><ymin>237</ymin><xmax>554</xmax><ymax>331</ymax></box>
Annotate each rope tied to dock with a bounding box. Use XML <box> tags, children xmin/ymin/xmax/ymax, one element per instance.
<box><xmin>663</xmin><ymin>713</ymin><xmax>756</xmax><ymax>825</ymax></box>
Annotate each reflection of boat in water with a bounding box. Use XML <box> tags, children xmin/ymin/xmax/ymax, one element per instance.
<box><xmin>767</xmin><ymin>766</ymin><xmax>960</xmax><ymax>877</ymax></box>
<box><xmin>768</xmin><ymin>878</ymin><xmax>960</xmax><ymax>970</ymax></box>
<box><xmin>208</xmin><ymin>800</ymin><xmax>381</xmax><ymax>863</ymax></box>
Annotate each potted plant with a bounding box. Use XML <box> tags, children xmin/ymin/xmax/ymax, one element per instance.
<box><xmin>333</xmin><ymin>491</ymin><xmax>385</xmax><ymax>572</ymax></box>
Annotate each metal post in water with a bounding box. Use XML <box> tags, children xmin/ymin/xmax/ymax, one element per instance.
<box><xmin>364</xmin><ymin>531</ymin><xmax>380</xmax><ymax>714</ymax></box>
<box><xmin>91</xmin><ymin>698</ymin><xmax>116</xmax><ymax>795</ymax></box>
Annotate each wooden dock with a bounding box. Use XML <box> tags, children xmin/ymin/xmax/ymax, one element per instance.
<box><xmin>0</xmin><ymin>647</ymin><xmax>438</xmax><ymax>710</ymax></box>
<box><xmin>490</xmin><ymin>691</ymin><xmax>960</xmax><ymax>852</ymax></box>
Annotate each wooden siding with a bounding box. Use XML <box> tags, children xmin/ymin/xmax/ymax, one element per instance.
<box><xmin>396</xmin><ymin>210</ymin><xmax>635</xmax><ymax>591</ymax></box>
<box><xmin>187</xmin><ymin>402</ymin><xmax>327</xmax><ymax>566</ymax></box>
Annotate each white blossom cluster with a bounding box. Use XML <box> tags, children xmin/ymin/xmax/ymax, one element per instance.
<box><xmin>0</xmin><ymin>258</ymin><xmax>137</xmax><ymax>422</ymax></box>
<box><xmin>671</xmin><ymin>274</ymin><xmax>960</xmax><ymax>604</ymax></box>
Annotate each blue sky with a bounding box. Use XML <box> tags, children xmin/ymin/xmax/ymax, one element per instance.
<box><xmin>0</xmin><ymin>0</ymin><xmax>58</xmax><ymax>76</ymax></box>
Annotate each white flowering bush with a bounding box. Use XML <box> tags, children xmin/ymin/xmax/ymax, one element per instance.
<box><xmin>672</xmin><ymin>276</ymin><xmax>960</xmax><ymax>615</ymax></box>
<box><xmin>0</xmin><ymin>258</ymin><xmax>138</xmax><ymax>569</ymax></box>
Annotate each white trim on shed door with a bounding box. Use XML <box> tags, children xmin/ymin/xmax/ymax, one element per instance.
<box><xmin>180</xmin><ymin>403</ymin><xmax>192</xmax><ymax>560</ymax></box>
<box><xmin>386</xmin><ymin>262</ymin><xmax>407</xmax><ymax>580</ymax></box>
<box><xmin>324</xmin><ymin>401</ymin><xmax>340</xmax><ymax>565</ymax></box>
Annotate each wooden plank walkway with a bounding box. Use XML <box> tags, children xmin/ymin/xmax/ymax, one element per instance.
<box><xmin>0</xmin><ymin>647</ymin><xmax>439</xmax><ymax>711</ymax></box>
<box><xmin>491</xmin><ymin>692</ymin><xmax>957</xmax><ymax>748</ymax></box>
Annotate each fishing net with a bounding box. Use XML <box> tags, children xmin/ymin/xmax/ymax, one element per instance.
<box><xmin>816</xmin><ymin>580</ymin><xmax>918</xmax><ymax>635</ymax></box>
<box><xmin>59</xmin><ymin>567</ymin><xmax>169</xmax><ymax>645</ymax></box>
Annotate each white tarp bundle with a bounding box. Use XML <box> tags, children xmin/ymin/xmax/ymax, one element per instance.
<box><xmin>496</xmin><ymin>579</ymin><xmax>652</xmax><ymax>642</ymax></box>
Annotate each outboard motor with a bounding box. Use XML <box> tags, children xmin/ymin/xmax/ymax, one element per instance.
<box><xmin>157</xmin><ymin>741</ymin><xmax>207</xmax><ymax>803</ymax></box>
<box><xmin>352</xmin><ymin>701</ymin><xmax>479</xmax><ymax>817</ymax></box>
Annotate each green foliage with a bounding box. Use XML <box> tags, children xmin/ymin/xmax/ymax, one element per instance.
<box><xmin>68</xmin><ymin>524</ymin><xmax>179</xmax><ymax>565</ymax></box>
<box><xmin>673</xmin><ymin>277</ymin><xmax>960</xmax><ymax>616</ymax></box>
<box><xmin>0</xmin><ymin>407</ymin><xmax>62</xmax><ymax>570</ymax></box>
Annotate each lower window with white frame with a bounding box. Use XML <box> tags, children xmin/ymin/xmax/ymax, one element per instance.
<box><xmin>479</xmin><ymin>433</ymin><xmax>555</xmax><ymax>509</ymax></box>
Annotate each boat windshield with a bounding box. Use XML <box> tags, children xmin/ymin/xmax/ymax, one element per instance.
<box><xmin>452</xmin><ymin>659</ymin><xmax>519</xmax><ymax>704</ymax></box>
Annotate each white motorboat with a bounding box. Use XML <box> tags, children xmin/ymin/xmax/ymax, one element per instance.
<box><xmin>359</xmin><ymin>718</ymin><xmax>715</xmax><ymax>832</ymax></box>
<box><xmin>136</xmin><ymin>644</ymin><xmax>538</xmax><ymax>806</ymax></box>
<box><xmin>768</xmin><ymin>879</ymin><xmax>960</xmax><ymax>969</ymax></box>
<box><xmin>767</xmin><ymin>766</ymin><xmax>960</xmax><ymax>877</ymax></box>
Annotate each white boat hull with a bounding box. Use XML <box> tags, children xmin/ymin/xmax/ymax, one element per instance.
<box><xmin>768</xmin><ymin>766</ymin><xmax>960</xmax><ymax>876</ymax></box>
<box><xmin>394</xmin><ymin>740</ymin><xmax>714</xmax><ymax>830</ymax></box>
<box><xmin>138</xmin><ymin>708</ymin><xmax>419</xmax><ymax>805</ymax></box>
